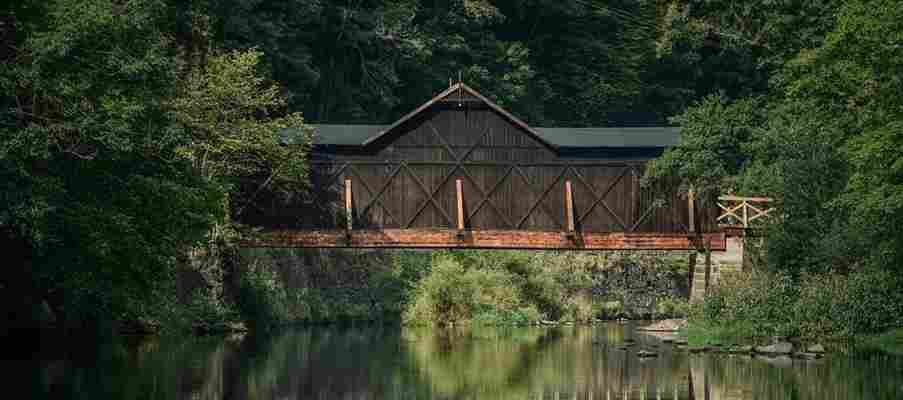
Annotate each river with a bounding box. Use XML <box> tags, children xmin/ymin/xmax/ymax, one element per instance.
<box><xmin>16</xmin><ymin>322</ymin><xmax>903</xmax><ymax>399</ymax></box>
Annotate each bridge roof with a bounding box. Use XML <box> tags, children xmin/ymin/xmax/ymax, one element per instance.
<box><xmin>291</xmin><ymin>125</ymin><xmax>680</xmax><ymax>149</ymax></box>
<box><xmin>282</xmin><ymin>82</ymin><xmax>681</xmax><ymax>150</ymax></box>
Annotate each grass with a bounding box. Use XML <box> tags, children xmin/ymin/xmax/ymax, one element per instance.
<box><xmin>859</xmin><ymin>328</ymin><xmax>903</xmax><ymax>356</ymax></box>
<box><xmin>680</xmin><ymin>320</ymin><xmax>769</xmax><ymax>347</ymax></box>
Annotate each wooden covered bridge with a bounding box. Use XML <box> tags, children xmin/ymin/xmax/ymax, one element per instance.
<box><xmin>239</xmin><ymin>83</ymin><xmax>771</xmax><ymax>251</ymax></box>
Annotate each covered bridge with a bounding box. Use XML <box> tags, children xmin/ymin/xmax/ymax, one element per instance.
<box><xmin>240</xmin><ymin>83</ymin><xmax>728</xmax><ymax>250</ymax></box>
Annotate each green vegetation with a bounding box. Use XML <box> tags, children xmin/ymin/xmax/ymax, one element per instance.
<box><xmin>0</xmin><ymin>0</ymin><xmax>310</xmax><ymax>333</ymax></box>
<box><xmin>233</xmin><ymin>249</ymin><xmax>692</xmax><ymax>327</ymax></box>
<box><xmin>645</xmin><ymin>0</ymin><xmax>903</xmax><ymax>342</ymax></box>
<box><xmin>683</xmin><ymin>269</ymin><xmax>903</xmax><ymax>346</ymax></box>
<box><xmin>3</xmin><ymin>0</ymin><xmax>900</xmax><ymax>339</ymax></box>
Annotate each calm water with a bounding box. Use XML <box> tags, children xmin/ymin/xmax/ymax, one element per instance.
<box><xmin>15</xmin><ymin>322</ymin><xmax>903</xmax><ymax>399</ymax></box>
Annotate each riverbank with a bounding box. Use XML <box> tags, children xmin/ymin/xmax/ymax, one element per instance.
<box><xmin>227</xmin><ymin>248</ymin><xmax>695</xmax><ymax>330</ymax></box>
<box><xmin>673</xmin><ymin>268</ymin><xmax>903</xmax><ymax>357</ymax></box>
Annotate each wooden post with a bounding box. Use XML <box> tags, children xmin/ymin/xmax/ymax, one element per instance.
<box><xmin>345</xmin><ymin>178</ymin><xmax>353</xmax><ymax>231</ymax></box>
<box><xmin>456</xmin><ymin>178</ymin><xmax>465</xmax><ymax>231</ymax></box>
<box><xmin>565</xmin><ymin>180</ymin><xmax>575</xmax><ymax>233</ymax></box>
<box><xmin>687</xmin><ymin>186</ymin><xmax>696</xmax><ymax>233</ymax></box>
<box><xmin>742</xmin><ymin>199</ymin><xmax>749</xmax><ymax>228</ymax></box>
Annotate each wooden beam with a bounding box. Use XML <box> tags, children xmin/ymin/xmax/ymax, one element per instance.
<box><xmin>239</xmin><ymin>229</ymin><xmax>727</xmax><ymax>251</ymax></box>
<box><xmin>345</xmin><ymin>179</ymin><xmax>353</xmax><ymax>230</ymax></box>
<box><xmin>687</xmin><ymin>186</ymin><xmax>696</xmax><ymax>233</ymax></box>
<box><xmin>718</xmin><ymin>195</ymin><xmax>774</xmax><ymax>202</ymax></box>
<box><xmin>565</xmin><ymin>180</ymin><xmax>575</xmax><ymax>232</ymax></box>
<box><xmin>456</xmin><ymin>178</ymin><xmax>465</xmax><ymax>231</ymax></box>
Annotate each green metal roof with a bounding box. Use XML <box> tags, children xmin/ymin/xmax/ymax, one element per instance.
<box><xmin>534</xmin><ymin>127</ymin><xmax>681</xmax><ymax>148</ymax></box>
<box><xmin>292</xmin><ymin>124</ymin><xmax>680</xmax><ymax>148</ymax></box>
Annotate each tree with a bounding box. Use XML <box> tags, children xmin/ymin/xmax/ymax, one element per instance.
<box><xmin>0</xmin><ymin>0</ymin><xmax>311</xmax><ymax>331</ymax></box>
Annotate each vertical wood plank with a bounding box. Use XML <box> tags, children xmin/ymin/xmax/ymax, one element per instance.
<box><xmin>456</xmin><ymin>178</ymin><xmax>465</xmax><ymax>230</ymax></box>
<box><xmin>565</xmin><ymin>180</ymin><xmax>575</xmax><ymax>232</ymax></box>
<box><xmin>688</xmin><ymin>186</ymin><xmax>696</xmax><ymax>233</ymax></box>
<box><xmin>742</xmin><ymin>200</ymin><xmax>749</xmax><ymax>228</ymax></box>
<box><xmin>345</xmin><ymin>178</ymin><xmax>353</xmax><ymax>230</ymax></box>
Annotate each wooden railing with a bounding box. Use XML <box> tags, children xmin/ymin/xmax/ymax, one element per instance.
<box><xmin>716</xmin><ymin>195</ymin><xmax>775</xmax><ymax>228</ymax></box>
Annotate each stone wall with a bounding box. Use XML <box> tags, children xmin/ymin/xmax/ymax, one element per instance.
<box><xmin>691</xmin><ymin>235</ymin><xmax>747</xmax><ymax>301</ymax></box>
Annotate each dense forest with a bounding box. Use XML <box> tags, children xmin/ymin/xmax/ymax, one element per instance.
<box><xmin>2</xmin><ymin>1</ymin><xmax>901</xmax><ymax>339</ymax></box>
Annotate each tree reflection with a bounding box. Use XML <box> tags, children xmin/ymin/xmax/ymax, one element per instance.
<box><xmin>25</xmin><ymin>324</ymin><xmax>903</xmax><ymax>400</ymax></box>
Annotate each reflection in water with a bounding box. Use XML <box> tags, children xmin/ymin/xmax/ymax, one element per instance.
<box><xmin>19</xmin><ymin>323</ymin><xmax>903</xmax><ymax>399</ymax></box>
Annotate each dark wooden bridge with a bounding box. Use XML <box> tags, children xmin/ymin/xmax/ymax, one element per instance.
<box><xmin>239</xmin><ymin>83</ymin><xmax>770</xmax><ymax>251</ymax></box>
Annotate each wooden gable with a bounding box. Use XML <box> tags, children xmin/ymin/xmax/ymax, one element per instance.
<box><xmin>361</xmin><ymin>83</ymin><xmax>558</xmax><ymax>162</ymax></box>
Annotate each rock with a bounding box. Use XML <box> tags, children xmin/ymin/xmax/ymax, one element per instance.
<box><xmin>727</xmin><ymin>345</ymin><xmax>754</xmax><ymax>354</ymax></box>
<box><xmin>755</xmin><ymin>342</ymin><xmax>793</xmax><ymax>355</ymax></box>
<box><xmin>760</xmin><ymin>355</ymin><xmax>793</xmax><ymax>367</ymax></box>
<box><xmin>540</xmin><ymin>320</ymin><xmax>558</xmax><ymax>326</ymax></box>
<box><xmin>687</xmin><ymin>346</ymin><xmax>709</xmax><ymax>353</ymax></box>
<box><xmin>674</xmin><ymin>339</ymin><xmax>689</xmax><ymax>346</ymax></box>
<box><xmin>637</xmin><ymin>350</ymin><xmax>658</xmax><ymax>358</ymax></box>
<box><xmin>806</xmin><ymin>344</ymin><xmax>826</xmax><ymax>354</ymax></box>
<box><xmin>661</xmin><ymin>336</ymin><xmax>676</xmax><ymax>343</ymax></box>
<box><xmin>621</xmin><ymin>341</ymin><xmax>637</xmax><ymax>347</ymax></box>
<box><xmin>792</xmin><ymin>352</ymin><xmax>823</xmax><ymax>360</ymax></box>
<box><xmin>637</xmin><ymin>319</ymin><xmax>688</xmax><ymax>332</ymax></box>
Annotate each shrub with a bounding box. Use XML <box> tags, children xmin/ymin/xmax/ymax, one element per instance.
<box><xmin>655</xmin><ymin>297</ymin><xmax>690</xmax><ymax>319</ymax></box>
<box><xmin>691</xmin><ymin>268</ymin><xmax>903</xmax><ymax>341</ymax></box>
<box><xmin>403</xmin><ymin>254</ymin><xmax>534</xmax><ymax>325</ymax></box>
<box><xmin>236</xmin><ymin>261</ymin><xmax>289</xmax><ymax>330</ymax></box>
<box><xmin>795</xmin><ymin>269</ymin><xmax>903</xmax><ymax>338</ymax></box>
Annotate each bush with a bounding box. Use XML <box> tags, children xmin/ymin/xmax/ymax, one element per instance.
<box><xmin>236</xmin><ymin>261</ymin><xmax>289</xmax><ymax>330</ymax></box>
<box><xmin>655</xmin><ymin>297</ymin><xmax>690</xmax><ymax>319</ymax></box>
<box><xmin>691</xmin><ymin>268</ymin><xmax>903</xmax><ymax>341</ymax></box>
<box><xmin>403</xmin><ymin>255</ymin><xmax>529</xmax><ymax>325</ymax></box>
<box><xmin>795</xmin><ymin>269</ymin><xmax>903</xmax><ymax>338</ymax></box>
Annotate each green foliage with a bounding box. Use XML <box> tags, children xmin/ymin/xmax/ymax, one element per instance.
<box><xmin>647</xmin><ymin>1</ymin><xmax>903</xmax><ymax>277</ymax></box>
<box><xmin>694</xmin><ymin>270</ymin><xmax>799</xmax><ymax>339</ymax></box>
<box><xmin>645</xmin><ymin>95</ymin><xmax>765</xmax><ymax>196</ymax></box>
<box><xmin>236</xmin><ymin>261</ymin><xmax>289</xmax><ymax>331</ymax></box>
<box><xmin>655</xmin><ymin>297</ymin><xmax>689</xmax><ymax>319</ymax></box>
<box><xmin>404</xmin><ymin>254</ymin><xmax>527</xmax><ymax>325</ymax></box>
<box><xmin>692</xmin><ymin>269</ymin><xmax>903</xmax><ymax>342</ymax></box>
<box><xmin>0</xmin><ymin>0</ymin><xmax>310</xmax><ymax>331</ymax></box>
<box><xmin>401</xmin><ymin>250</ymin><xmax>690</xmax><ymax>326</ymax></box>
<box><xmin>168</xmin><ymin>48</ymin><xmax>310</xmax><ymax>193</ymax></box>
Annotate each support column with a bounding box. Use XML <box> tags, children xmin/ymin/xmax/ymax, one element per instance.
<box><xmin>345</xmin><ymin>179</ymin><xmax>353</xmax><ymax>231</ymax></box>
<box><xmin>691</xmin><ymin>234</ymin><xmax>745</xmax><ymax>301</ymax></box>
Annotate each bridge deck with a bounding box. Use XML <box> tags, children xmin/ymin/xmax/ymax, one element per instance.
<box><xmin>240</xmin><ymin>229</ymin><xmax>726</xmax><ymax>251</ymax></box>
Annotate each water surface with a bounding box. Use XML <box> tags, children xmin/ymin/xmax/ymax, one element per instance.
<box><xmin>18</xmin><ymin>322</ymin><xmax>903</xmax><ymax>399</ymax></box>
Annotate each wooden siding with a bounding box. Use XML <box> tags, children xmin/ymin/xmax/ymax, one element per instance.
<box><xmin>240</xmin><ymin>103</ymin><xmax>719</xmax><ymax>238</ymax></box>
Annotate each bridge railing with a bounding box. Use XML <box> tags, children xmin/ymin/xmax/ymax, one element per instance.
<box><xmin>716</xmin><ymin>195</ymin><xmax>775</xmax><ymax>228</ymax></box>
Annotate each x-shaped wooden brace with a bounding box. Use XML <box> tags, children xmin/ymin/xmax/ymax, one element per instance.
<box><xmin>346</xmin><ymin>164</ymin><xmax>403</xmax><ymax>227</ymax></box>
<box><xmin>746</xmin><ymin>202</ymin><xmax>774</xmax><ymax>223</ymax></box>
<box><xmin>716</xmin><ymin>201</ymin><xmax>745</xmax><ymax>224</ymax></box>
<box><xmin>310</xmin><ymin>162</ymin><xmax>349</xmax><ymax>215</ymax></box>
<box><xmin>404</xmin><ymin>123</ymin><xmax>495</xmax><ymax>228</ymax></box>
<box><xmin>513</xmin><ymin>164</ymin><xmax>566</xmax><ymax>230</ymax></box>
<box><xmin>424</xmin><ymin>122</ymin><xmax>511</xmax><ymax>223</ymax></box>
<box><xmin>466</xmin><ymin>165</ymin><xmax>516</xmax><ymax>229</ymax></box>
<box><xmin>626</xmin><ymin>166</ymin><xmax>661</xmax><ymax>232</ymax></box>
<box><xmin>402</xmin><ymin>161</ymin><xmax>456</xmax><ymax>228</ymax></box>
<box><xmin>572</xmin><ymin>166</ymin><xmax>630</xmax><ymax>231</ymax></box>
